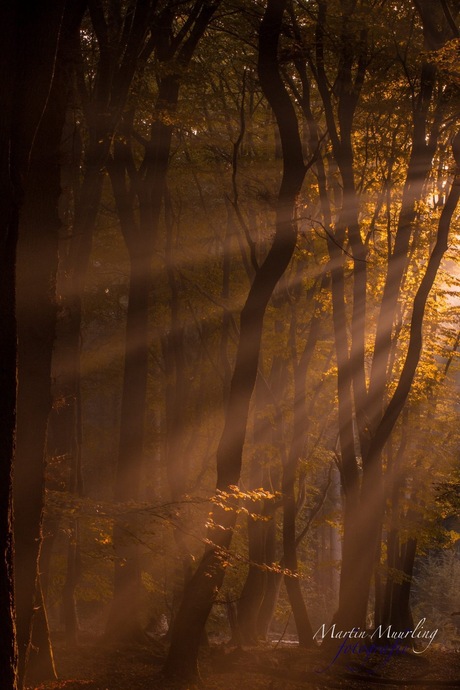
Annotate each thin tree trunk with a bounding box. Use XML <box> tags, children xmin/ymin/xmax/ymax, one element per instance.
<box><xmin>257</xmin><ymin>463</ymin><xmax>282</xmax><ymax>639</ymax></box>
<box><xmin>237</xmin><ymin>380</ymin><xmax>269</xmax><ymax>644</ymax></box>
<box><xmin>106</xmin><ymin>116</ymin><xmax>169</xmax><ymax>638</ymax></box>
<box><xmin>282</xmin><ymin>297</ymin><xmax>323</xmax><ymax>647</ymax></box>
<box><xmin>53</xmin><ymin>4</ymin><xmax>157</xmax><ymax>639</ymax></box>
<box><xmin>162</xmin><ymin>187</ymin><xmax>195</xmax><ymax>632</ymax></box>
<box><xmin>106</xmin><ymin>2</ymin><xmax>221</xmax><ymax>637</ymax></box>
<box><xmin>105</xmin><ymin>249</ymin><xmax>151</xmax><ymax>639</ymax></box>
<box><xmin>391</xmin><ymin>537</ymin><xmax>416</xmax><ymax>631</ymax></box>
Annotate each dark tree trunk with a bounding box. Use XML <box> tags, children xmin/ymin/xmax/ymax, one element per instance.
<box><xmin>0</xmin><ymin>3</ymin><xmax>84</xmax><ymax>687</ymax></box>
<box><xmin>313</xmin><ymin>0</ymin><xmax>372</xmax><ymax>633</ymax></box>
<box><xmin>237</xmin><ymin>381</ymin><xmax>269</xmax><ymax>645</ymax></box>
<box><xmin>106</xmin><ymin>2</ymin><xmax>221</xmax><ymax>638</ymax></box>
<box><xmin>336</xmin><ymin>134</ymin><xmax>460</xmax><ymax>633</ymax></box>
<box><xmin>0</xmin><ymin>210</ymin><xmax>19</xmax><ymax>690</ymax></box>
<box><xmin>164</xmin><ymin>184</ymin><xmax>191</xmax><ymax>537</ymax></box>
<box><xmin>163</xmin><ymin>0</ymin><xmax>306</xmax><ymax>681</ymax></box>
<box><xmin>381</xmin><ymin>427</ymin><xmax>407</xmax><ymax>628</ymax></box>
<box><xmin>281</xmin><ymin>280</ymin><xmax>325</xmax><ymax>646</ymax></box>
<box><xmin>106</xmin><ymin>109</ymin><xmax>173</xmax><ymax>638</ymax></box>
<box><xmin>237</xmin><ymin>517</ymin><xmax>267</xmax><ymax>644</ymax></box>
<box><xmin>0</xmin><ymin>5</ymin><xmax>19</xmax><ymax>687</ymax></box>
<box><xmin>382</xmin><ymin>530</ymin><xmax>417</xmax><ymax>634</ymax></box>
<box><xmin>391</xmin><ymin>537</ymin><xmax>416</xmax><ymax>631</ymax></box>
<box><xmin>257</xmin><ymin>470</ymin><xmax>282</xmax><ymax>640</ymax></box>
<box><xmin>105</xmin><ymin>247</ymin><xmax>151</xmax><ymax>639</ymax></box>
<box><xmin>49</xmin><ymin>2</ymin><xmax>157</xmax><ymax>640</ymax></box>
<box><xmin>14</xmin><ymin>5</ymin><xmax>85</xmax><ymax>686</ymax></box>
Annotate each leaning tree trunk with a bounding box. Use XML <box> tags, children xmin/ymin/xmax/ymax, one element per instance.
<box><xmin>163</xmin><ymin>0</ymin><xmax>307</xmax><ymax>681</ymax></box>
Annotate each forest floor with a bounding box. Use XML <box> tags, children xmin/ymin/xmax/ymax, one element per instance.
<box><xmin>25</xmin><ymin>635</ymin><xmax>460</xmax><ymax>690</ymax></box>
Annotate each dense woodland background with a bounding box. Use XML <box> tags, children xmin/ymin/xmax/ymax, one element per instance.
<box><xmin>1</xmin><ymin>1</ymin><xmax>460</xmax><ymax>689</ymax></box>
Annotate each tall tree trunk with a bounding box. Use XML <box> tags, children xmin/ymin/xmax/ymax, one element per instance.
<box><xmin>14</xmin><ymin>5</ymin><xmax>84</xmax><ymax>686</ymax></box>
<box><xmin>0</xmin><ymin>5</ymin><xmax>19</xmax><ymax>687</ymax></box>
<box><xmin>381</xmin><ymin>421</ymin><xmax>408</xmax><ymax>628</ymax></box>
<box><xmin>257</xmin><ymin>456</ymin><xmax>283</xmax><ymax>639</ymax></box>
<box><xmin>237</xmin><ymin>380</ymin><xmax>269</xmax><ymax>645</ymax></box>
<box><xmin>161</xmin><ymin>185</ymin><xmax>193</xmax><ymax>632</ymax></box>
<box><xmin>336</xmin><ymin>133</ymin><xmax>460</xmax><ymax>632</ymax></box>
<box><xmin>51</xmin><ymin>3</ymin><xmax>157</xmax><ymax>639</ymax></box>
<box><xmin>106</xmin><ymin>248</ymin><xmax>151</xmax><ymax>639</ymax></box>
<box><xmin>282</xmin><ymin>292</ymin><xmax>323</xmax><ymax>646</ymax></box>
<box><xmin>163</xmin><ymin>0</ymin><xmax>307</xmax><ymax>680</ymax></box>
<box><xmin>106</xmin><ymin>2</ymin><xmax>221</xmax><ymax>637</ymax></box>
<box><xmin>309</xmin><ymin>0</ymin><xmax>459</xmax><ymax>634</ymax></box>
<box><xmin>391</xmin><ymin>537</ymin><xmax>416</xmax><ymax>631</ymax></box>
<box><xmin>106</xmin><ymin>112</ymin><xmax>172</xmax><ymax>638</ymax></box>
<box><xmin>237</xmin><ymin>516</ymin><xmax>267</xmax><ymax>644</ymax></box>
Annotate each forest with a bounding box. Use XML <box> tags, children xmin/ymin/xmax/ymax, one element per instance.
<box><xmin>1</xmin><ymin>1</ymin><xmax>459</xmax><ymax>689</ymax></box>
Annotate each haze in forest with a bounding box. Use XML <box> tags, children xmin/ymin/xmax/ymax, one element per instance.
<box><xmin>0</xmin><ymin>1</ymin><xmax>459</xmax><ymax>689</ymax></box>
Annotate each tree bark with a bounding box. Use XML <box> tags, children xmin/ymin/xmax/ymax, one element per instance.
<box><xmin>237</xmin><ymin>381</ymin><xmax>269</xmax><ymax>644</ymax></box>
<box><xmin>14</xmin><ymin>4</ymin><xmax>85</xmax><ymax>686</ymax></box>
<box><xmin>106</xmin><ymin>2</ymin><xmax>221</xmax><ymax>638</ymax></box>
<box><xmin>0</xmin><ymin>4</ymin><xmax>19</xmax><ymax>687</ymax></box>
<box><xmin>281</xmin><ymin>291</ymin><xmax>324</xmax><ymax>647</ymax></box>
<box><xmin>257</xmin><ymin>469</ymin><xmax>282</xmax><ymax>639</ymax></box>
<box><xmin>335</xmin><ymin>133</ymin><xmax>460</xmax><ymax>632</ymax></box>
<box><xmin>163</xmin><ymin>0</ymin><xmax>306</xmax><ymax>680</ymax></box>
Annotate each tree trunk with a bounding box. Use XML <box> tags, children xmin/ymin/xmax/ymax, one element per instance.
<box><xmin>0</xmin><ymin>4</ymin><xmax>84</xmax><ymax>687</ymax></box>
<box><xmin>163</xmin><ymin>0</ymin><xmax>306</xmax><ymax>680</ymax></box>
<box><xmin>0</xmin><ymin>5</ymin><xmax>19</xmax><ymax>687</ymax></box>
<box><xmin>335</xmin><ymin>134</ymin><xmax>460</xmax><ymax>633</ymax></box>
<box><xmin>237</xmin><ymin>381</ymin><xmax>269</xmax><ymax>644</ymax></box>
<box><xmin>237</xmin><ymin>518</ymin><xmax>267</xmax><ymax>644</ymax></box>
<box><xmin>106</xmin><ymin>110</ymin><xmax>172</xmax><ymax>638</ymax></box>
<box><xmin>106</xmin><ymin>2</ymin><xmax>221</xmax><ymax>637</ymax></box>
<box><xmin>105</xmin><ymin>249</ymin><xmax>151</xmax><ymax>639</ymax></box>
<box><xmin>257</xmin><ymin>479</ymin><xmax>282</xmax><ymax>640</ymax></box>
<box><xmin>14</xmin><ymin>5</ymin><xmax>84</xmax><ymax>686</ymax></box>
<box><xmin>162</xmin><ymin>187</ymin><xmax>195</xmax><ymax>633</ymax></box>
<box><xmin>391</xmin><ymin>537</ymin><xmax>416</xmax><ymax>631</ymax></box>
<box><xmin>281</xmin><ymin>279</ymin><xmax>325</xmax><ymax>646</ymax></box>
<box><xmin>51</xmin><ymin>3</ymin><xmax>158</xmax><ymax>640</ymax></box>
